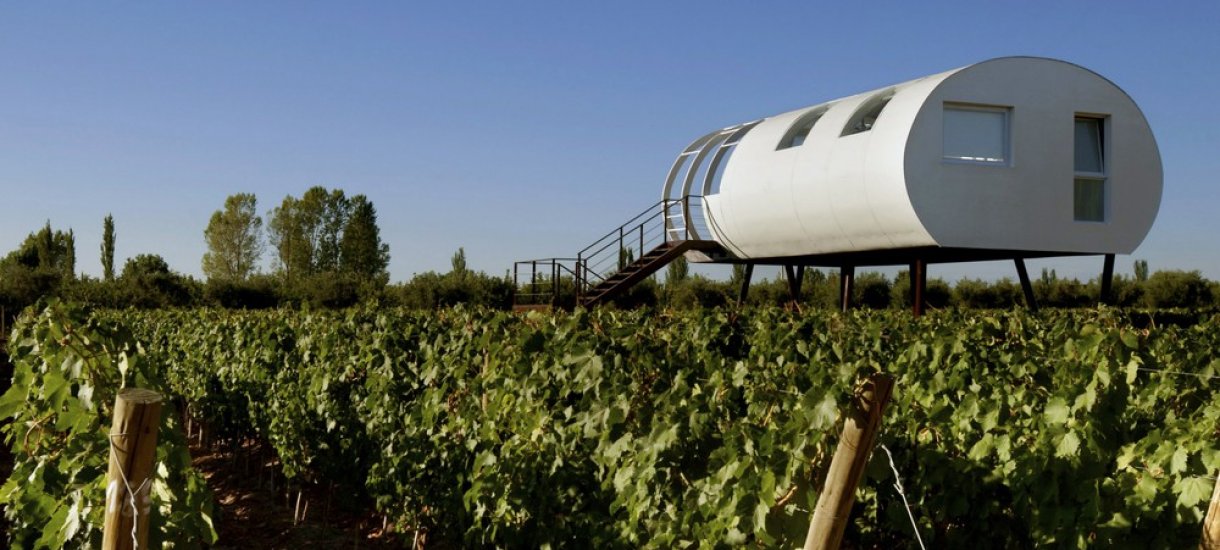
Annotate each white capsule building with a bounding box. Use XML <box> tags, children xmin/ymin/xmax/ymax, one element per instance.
<box><xmin>515</xmin><ymin>57</ymin><xmax>1162</xmax><ymax>312</ymax></box>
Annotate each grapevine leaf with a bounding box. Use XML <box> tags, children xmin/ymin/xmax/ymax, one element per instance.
<box><xmin>1175</xmin><ymin>477</ymin><xmax>1212</xmax><ymax>508</ymax></box>
<box><xmin>1125</xmin><ymin>360</ymin><xmax>1139</xmax><ymax>385</ymax></box>
<box><xmin>1170</xmin><ymin>448</ymin><xmax>1189</xmax><ymax>475</ymax></box>
<box><xmin>1045</xmin><ymin>398</ymin><xmax>1070</xmax><ymax>425</ymax></box>
<box><xmin>1056</xmin><ymin>431</ymin><xmax>1080</xmax><ymax>458</ymax></box>
<box><xmin>0</xmin><ymin>386</ymin><xmax>26</xmax><ymax>419</ymax></box>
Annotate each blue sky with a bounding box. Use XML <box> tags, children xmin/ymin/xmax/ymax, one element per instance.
<box><xmin>2</xmin><ymin>2</ymin><xmax>1218</xmax><ymax>284</ymax></box>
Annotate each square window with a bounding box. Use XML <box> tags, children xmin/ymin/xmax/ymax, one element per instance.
<box><xmin>1074</xmin><ymin>178</ymin><xmax>1105</xmax><ymax>222</ymax></box>
<box><xmin>943</xmin><ymin>105</ymin><xmax>1009</xmax><ymax>164</ymax></box>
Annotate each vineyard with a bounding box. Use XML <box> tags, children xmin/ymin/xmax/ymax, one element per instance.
<box><xmin>3</xmin><ymin>302</ymin><xmax>1219</xmax><ymax>547</ymax></box>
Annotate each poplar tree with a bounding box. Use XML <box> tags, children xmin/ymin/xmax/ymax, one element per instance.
<box><xmin>202</xmin><ymin>193</ymin><xmax>263</xmax><ymax>281</ymax></box>
<box><xmin>101</xmin><ymin>214</ymin><xmax>115</xmax><ymax>281</ymax></box>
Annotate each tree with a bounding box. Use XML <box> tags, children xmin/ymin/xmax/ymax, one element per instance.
<box><xmin>304</xmin><ymin>187</ymin><xmax>350</xmax><ymax>273</ymax></box>
<box><xmin>120</xmin><ymin>254</ymin><xmax>196</xmax><ymax>308</ymax></box>
<box><xmin>1142</xmin><ymin>270</ymin><xmax>1212</xmax><ymax>308</ymax></box>
<box><xmin>101</xmin><ymin>214</ymin><xmax>115</xmax><ymax>281</ymax></box>
<box><xmin>202</xmin><ymin>193</ymin><xmax>263</xmax><ymax>281</ymax></box>
<box><xmin>122</xmin><ymin>254</ymin><xmax>172</xmax><ymax>280</ymax></box>
<box><xmin>0</xmin><ymin>222</ymin><xmax>76</xmax><ymax>311</ymax></box>
<box><xmin>339</xmin><ymin>194</ymin><xmax>390</xmax><ymax>282</ymax></box>
<box><xmin>268</xmin><ymin>195</ymin><xmax>312</xmax><ymax>281</ymax></box>
<box><xmin>451</xmin><ymin>247</ymin><xmax>467</xmax><ymax>275</ymax></box>
<box><xmin>6</xmin><ymin>221</ymin><xmax>74</xmax><ymax>276</ymax></box>
<box><xmin>269</xmin><ymin>186</ymin><xmax>354</xmax><ymax>280</ymax></box>
<box><xmin>64</xmin><ymin>229</ymin><xmax>76</xmax><ymax>279</ymax></box>
<box><xmin>667</xmin><ymin>255</ymin><xmax>689</xmax><ymax>286</ymax></box>
<box><xmin>1134</xmin><ymin>259</ymin><xmax>1150</xmax><ymax>283</ymax></box>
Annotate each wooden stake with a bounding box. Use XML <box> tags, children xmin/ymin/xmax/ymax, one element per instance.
<box><xmin>103</xmin><ymin>388</ymin><xmax>163</xmax><ymax>550</ymax></box>
<box><xmin>1202</xmin><ymin>473</ymin><xmax>1220</xmax><ymax>549</ymax></box>
<box><xmin>804</xmin><ymin>374</ymin><xmax>894</xmax><ymax>550</ymax></box>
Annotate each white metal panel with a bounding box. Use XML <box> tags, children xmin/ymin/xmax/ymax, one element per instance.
<box><xmin>711</xmin><ymin>76</ymin><xmax>948</xmax><ymax>259</ymax></box>
<box><xmin>670</xmin><ymin>56</ymin><xmax>1161</xmax><ymax>260</ymax></box>
<box><xmin>904</xmin><ymin>57</ymin><xmax>1161</xmax><ymax>254</ymax></box>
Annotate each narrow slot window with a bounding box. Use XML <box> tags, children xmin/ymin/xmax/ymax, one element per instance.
<box><xmin>1073</xmin><ymin>116</ymin><xmax>1107</xmax><ymax>222</ymax></box>
<box><xmin>841</xmin><ymin>90</ymin><xmax>894</xmax><ymax>136</ymax></box>
<box><xmin>777</xmin><ymin>108</ymin><xmax>826</xmax><ymax>149</ymax></box>
<box><xmin>707</xmin><ymin>124</ymin><xmax>755</xmax><ymax>194</ymax></box>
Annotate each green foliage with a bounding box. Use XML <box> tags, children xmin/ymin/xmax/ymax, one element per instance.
<box><xmin>952</xmin><ymin>277</ymin><xmax>1023</xmax><ymax>309</ymax></box>
<box><xmin>0</xmin><ymin>262</ymin><xmax>64</xmax><ymax>313</ymax></box>
<box><xmin>3</xmin><ymin>221</ymin><xmax>75</xmax><ymax>277</ymax></box>
<box><xmin>1035</xmin><ymin>275</ymin><xmax>1093</xmax><ymax>308</ymax></box>
<box><xmin>1142</xmin><ymin>270</ymin><xmax>1212</xmax><ymax>308</ymax></box>
<box><xmin>110</xmin><ymin>306</ymin><xmax>1220</xmax><ymax>547</ymax></box>
<box><xmin>450</xmin><ymin>247</ymin><xmax>467</xmax><ymax>275</ymax></box>
<box><xmin>387</xmin><ymin>269</ymin><xmax>513</xmax><ymax>309</ymax></box>
<box><xmin>340</xmin><ymin>195</ymin><xmax>390</xmax><ymax>283</ymax></box>
<box><xmin>202</xmin><ymin>274</ymin><xmax>280</xmax><ymax>309</ymax></box>
<box><xmin>0</xmin><ymin>302</ymin><xmax>216</xmax><ymax>548</ymax></box>
<box><xmin>268</xmin><ymin>186</ymin><xmax>350</xmax><ymax>279</ymax></box>
<box><xmin>202</xmin><ymin>193</ymin><xmax>263</xmax><ymax>282</ymax></box>
<box><xmin>119</xmin><ymin>254</ymin><xmax>198</xmax><ymax>308</ymax></box>
<box><xmin>891</xmin><ymin>271</ymin><xmax>952</xmax><ymax>310</ymax></box>
<box><xmin>101</xmin><ymin>214</ymin><xmax>116</xmax><ymax>282</ymax></box>
<box><xmin>268</xmin><ymin>188</ymin><xmax>389</xmax><ymax>297</ymax></box>
<box><xmin>666</xmin><ymin>255</ymin><xmax>689</xmax><ymax>286</ymax></box>
<box><xmin>1134</xmin><ymin>260</ymin><xmax>1150</xmax><ymax>283</ymax></box>
<box><xmin>0</xmin><ymin>222</ymin><xmax>77</xmax><ymax>311</ymax></box>
<box><xmin>666</xmin><ymin>274</ymin><xmax>730</xmax><ymax>308</ymax></box>
<box><xmin>854</xmin><ymin>272</ymin><xmax>892</xmax><ymax>309</ymax></box>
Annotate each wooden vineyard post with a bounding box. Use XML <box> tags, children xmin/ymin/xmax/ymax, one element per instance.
<box><xmin>103</xmin><ymin>388</ymin><xmax>164</xmax><ymax>550</ymax></box>
<box><xmin>804</xmin><ymin>374</ymin><xmax>894</xmax><ymax>550</ymax></box>
<box><xmin>1201</xmin><ymin>472</ymin><xmax>1220</xmax><ymax>549</ymax></box>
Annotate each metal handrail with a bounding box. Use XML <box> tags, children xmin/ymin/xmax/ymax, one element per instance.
<box><xmin>512</xmin><ymin>258</ymin><xmax>583</xmax><ymax>308</ymax></box>
<box><xmin>512</xmin><ymin>194</ymin><xmax>711</xmax><ymax>307</ymax></box>
<box><xmin>574</xmin><ymin>194</ymin><xmax>708</xmax><ymax>299</ymax></box>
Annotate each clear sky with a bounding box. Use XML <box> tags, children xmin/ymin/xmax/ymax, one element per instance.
<box><xmin>2</xmin><ymin>2</ymin><xmax>1218</xmax><ymax>284</ymax></box>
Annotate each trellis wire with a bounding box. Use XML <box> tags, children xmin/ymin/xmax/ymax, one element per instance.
<box><xmin>880</xmin><ymin>443</ymin><xmax>926</xmax><ymax>550</ymax></box>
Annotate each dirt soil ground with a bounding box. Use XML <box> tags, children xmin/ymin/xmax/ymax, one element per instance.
<box><xmin>190</xmin><ymin>439</ymin><xmax>406</xmax><ymax>549</ymax></box>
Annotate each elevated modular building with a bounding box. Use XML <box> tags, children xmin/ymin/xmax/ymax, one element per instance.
<box><xmin>515</xmin><ymin>57</ymin><xmax>1163</xmax><ymax>312</ymax></box>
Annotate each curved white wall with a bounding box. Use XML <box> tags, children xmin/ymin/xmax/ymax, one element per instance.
<box><xmin>905</xmin><ymin>57</ymin><xmax>1162</xmax><ymax>255</ymax></box>
<box><xmin>676</xmin><ymin>57</ymin><xmax>1162</xmax><ymax>260</ymax></box>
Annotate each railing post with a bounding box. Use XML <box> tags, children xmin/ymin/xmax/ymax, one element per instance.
<box><xmin>663</xmin><ymin>200</ymin><xmax>670</xmax><ymax>243</ymax></box>
<box><xmin>619</xmin><ymin>227</ymin><xmax>625</xmax><ymax>270</ymax></box>
<box><xmin>576</xmin><ymin>254</ymin><xmax>583</xmax><ymax>302</ymax></box>
<box><xmin>512</xmin><ymin>263</ymin><xmax>519</xmax><ymax>306</ymax></box>
<box><xmin>683</xmin><ymin>195</ymin><xmax>691</xmax><ymax>240</ymax></box>
<box><xmin>639</xmin><ymin>223</ymin><xmax>644</xmax><ymax>255</ymax></box>
<box><xmin>552</xmin><ymin>261</ymin><xmax>559</xmax><ymax>306</ymax></box>
<box><xmin>531</xmin><ymin>261</ymin><xmax>538</xmax><ymax>303</ymax></box>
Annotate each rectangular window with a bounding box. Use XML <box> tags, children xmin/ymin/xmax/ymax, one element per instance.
<box><xmin>943</xmin><ymin>104</ymin><xmax>1010</xmax><ymax>164</ymax></box>
<box><xmin>1074</xmin><ymin>178</ymin><xmax>1105</xmax><ymax>222</ymax></box>
<box><xmin>1073</xmin><ymin>116</ymin><xmax>1107</xmax><ymax>221</ymax></box>
<box><xmin>1074</xmin><ymin>118</ymin><xmax>1104</xmax><ymax>173</ymax></box>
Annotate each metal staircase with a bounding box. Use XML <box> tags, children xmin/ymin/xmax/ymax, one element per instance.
<box><xmin>512</xmin><ymin>195</ymin><xmax>726</xmax><ymax>309</ymax></box>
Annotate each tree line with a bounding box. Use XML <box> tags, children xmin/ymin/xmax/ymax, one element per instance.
<box><xmin>0</xmin><ymin>186</ymin><xmax>514</xmax><ymax>313</ymax></box>
<box><xmin>1</xmin><ymin>190</ymin><xmax>1217</xmax><ymax>315</ymax></box>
